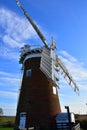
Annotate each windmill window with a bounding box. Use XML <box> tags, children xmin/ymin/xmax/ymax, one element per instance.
<box><xmin>26</xmin><ymin>69</ymin><xmax>32</xmax><ymax>77</ymax></box>
<box><xmin>20</xmin><ymin>112</ymin><xmax>26</xmax><ymax>117</ymax></box>
<box><xmin>53</xmin><ymin>86</ymin><xmax>57</xmax><ymax>95</ymax></box>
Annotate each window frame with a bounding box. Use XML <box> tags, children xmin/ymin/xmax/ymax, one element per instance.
<box><xmin>53</xmin><ymin>86</ymin><xmax>57</xmax><ymax>95</ymax></box>
<box><xmin>26</xmin><ymin>69</ymin><xmax>32</xmax><ymax>77</ymax></box>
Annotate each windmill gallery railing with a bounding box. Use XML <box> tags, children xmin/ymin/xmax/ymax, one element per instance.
<box><xmin>56</xmin><ymin>122</ymin><xmax>80</xmax><ymax>130</ymax></box>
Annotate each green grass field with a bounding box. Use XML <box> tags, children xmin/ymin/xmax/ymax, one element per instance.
<box><xmin>0</xmin><ymin>116</ymin><xmax>15</xmax><ymax>130</ymax></box>
<box><xmin>0</xmin><ymin>116</ymin><xmax>15</xmax><ymax>124</ymax></box>
<box><xmin>0</xmin><ymin>126</ymin><xmax>13</xmax><ymax>130</ymax></box>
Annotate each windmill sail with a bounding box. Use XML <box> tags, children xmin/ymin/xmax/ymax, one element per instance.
<box><xmin>55</xmin><ymin>56</ymin><xmax>79</xmax><ymax>93</ymax></box>
<box><xmin>16</xmin><ymin>0</ymin><xmax>48</xmax><ymax>48</ymax></box>
<box><xmin>40</xmin><ymin>40</ymin><xmax>57</xmax><ymax>83</ymax></box>
<box><xmin>40</xmin><ymin>47</ymin><xmax>52</xmax><ymax>79</ymax></box>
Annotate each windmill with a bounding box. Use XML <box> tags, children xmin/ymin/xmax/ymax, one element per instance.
<box><xmin>14</xmin><ymin>0</ymin><xmax>79</xmax><ymax>130</ymax></box>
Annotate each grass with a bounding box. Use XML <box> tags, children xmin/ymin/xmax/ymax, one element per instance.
<box><xmin>0</xmin><ymin>126</ymin><xmax>13</xmax><ymax>130</ymax></box>
<box><xmin>0</xmin><ymin>116</ymin><xmax>15</xmax><ymax>130</ymax></box>
<box><xmin>0</xmin><ymin>116</ymin><xmax>15</xmax><ymax>124</ymax></box>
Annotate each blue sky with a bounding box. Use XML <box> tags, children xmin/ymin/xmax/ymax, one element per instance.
<box><xmin>0</xmin><ymin>0</ymin><xmax>87</xmax><ymax>116</ymax></box>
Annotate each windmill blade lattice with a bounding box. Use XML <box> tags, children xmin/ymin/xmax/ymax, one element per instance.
<box><xmin>54</xmin><ymin>56</ymin><xmax>79</xmax><ymax>94</ymax></box>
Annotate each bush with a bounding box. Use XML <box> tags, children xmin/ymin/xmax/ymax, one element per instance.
<box><xmin>4</xmin><ymin>121</ymin><xmax>14</xmax><ymax>127</ymax></box>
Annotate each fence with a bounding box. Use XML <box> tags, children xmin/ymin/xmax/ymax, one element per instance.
<box><xmin>56</xmin><ymin>122</ymin><xmax>80</xmax><ymax>130</ymax></box>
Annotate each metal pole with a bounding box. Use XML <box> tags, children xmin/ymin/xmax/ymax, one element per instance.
<box><xmin>65</xmin><ymin>106</ymin><xmax>72</xmax><ymax>130</ymax></box>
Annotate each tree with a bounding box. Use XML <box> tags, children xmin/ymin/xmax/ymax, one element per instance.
<box><xmin>0</xmin><ymin>108</ymin><xmax>3</xmax><ymax>116</ymax></box>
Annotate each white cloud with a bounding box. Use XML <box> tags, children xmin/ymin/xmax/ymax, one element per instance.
<box><xmin>0</xmin><ymin>7</ymin><xmax>50</xmax><ymax>60</ymax></box>
<box><xmin>58</xmin><ymin>50</ymin><xmax>87</xmax><ymax>92</ymax></box>
<box><xmin>0</xmin><ymin>103</ymin><xmax>17</xmax><ymax>116</ymax></box>
<box><xmin>0</xmin><ymin>71</ymin><xmax>16</xmax><ymax>77</ymax></box>
<box><xmin>0</xmin><ymin>46</ymin><xmax>19</xmax><ymax>60</ymax></box>
<box><xmin>0</xmin><ymin>77</ymin><xmax>20</xmax><ymax>85</ymax></box>
<box><xmin>0</xmin><ymin>91</ymin><xmax>17</xmax><ymax>99</ymax></box>
<box><xmin>0</xmin><ymin>71</ymin><xmax>20</xmax><ymax>88</ymax></box>
<box><xmin>59</xmin><ymin>51</ymin><xmax>77</xmax><ymax>63</ymax></box>
<box><xmin>59</xmin><ymin>51</ymin><xmax>87</xmax><ymax>80</ymax></box>
<box><xmin>2</xmin><ymin>35</ymin><xmax>24</xmax><ymax>48</ymax></box>
<box><xmin>0</xmin><ymin>7</ymin><xmax>38</xmax><ymax>60</ymax></box>
<box><xmin>0</xmin><ymin>70</ymin><xmax>19</xmax><ymax>79</ymax></box>
<box><xmin>0</xmin><ymin>7</ymin><xmax>36</xmax><ymax>46</ymax></box>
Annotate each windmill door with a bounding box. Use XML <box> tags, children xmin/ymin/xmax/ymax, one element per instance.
<box><xmin>19</xmin><ymin>112</ymin><xmax>26</xmax><ymax>129</ymax></box>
